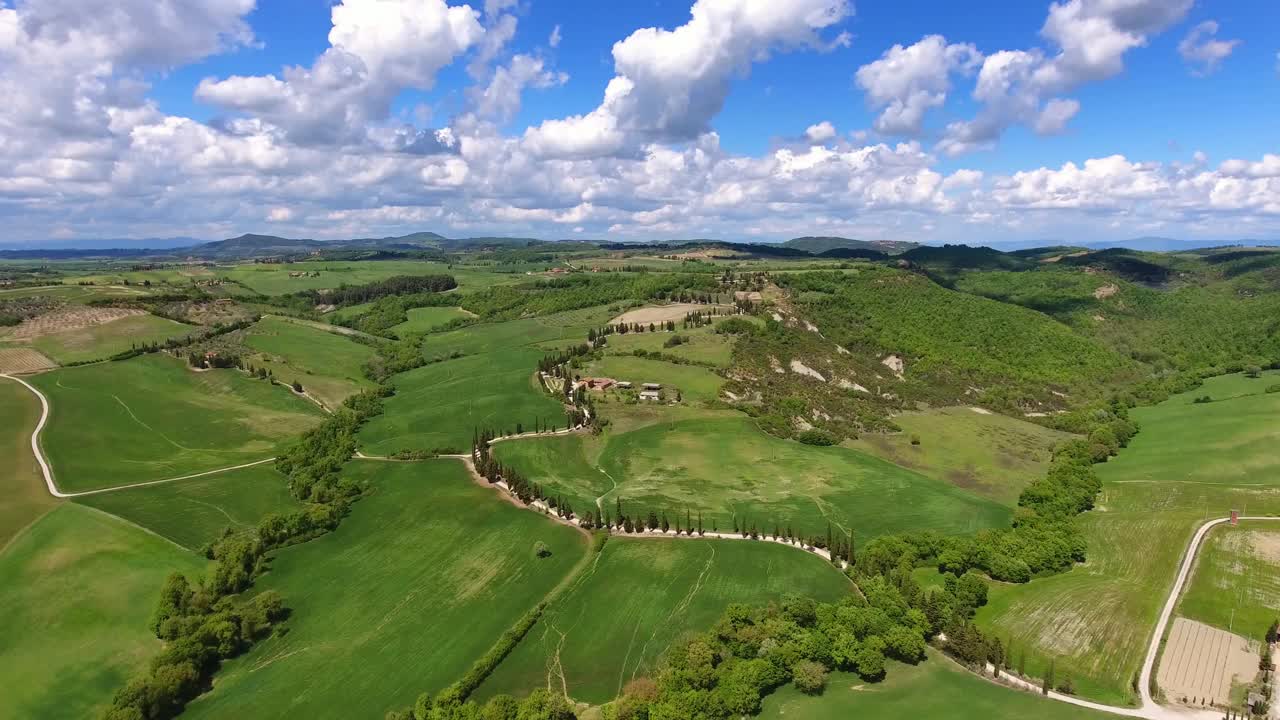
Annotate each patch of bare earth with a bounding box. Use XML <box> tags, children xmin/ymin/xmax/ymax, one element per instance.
<box><xmin>1093</xmin><ymin>283</ymin><xmax>1119</xmax><ymax>299</ymax></box>
<box><xmin>1157</xmin><ymin>618</ymin><xmax>1259</xmax><ymax>706</ymax></box>
<box><xmin>1</xmin><ymin>307</ymin><xmax>145</xmax><ymax>341</ymax></box>
<box><xmin>609</xmin><ymin>303</ymin><xmax>732</xmax><ymax>325</ymax></box>
<box><xmin>0</xmin><ymin>347</ymin><xmax>57</xmax><ymax>373</ymax></box>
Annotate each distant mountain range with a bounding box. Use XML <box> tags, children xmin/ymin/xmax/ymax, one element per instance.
<box><xmin>1</xmin><ymin>231</ymin><xmax>1277</xmax><ymax>259</ymax></box>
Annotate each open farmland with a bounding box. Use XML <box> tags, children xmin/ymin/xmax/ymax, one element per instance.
<box><xmin>182</xmin><ymin>459</ymin><xmax>588</xmax><ymax>719</ymax></box>
<box><xmin>599</xmin><ymin>322</ymin><xmax>741</xmax><ymax>367</ymax></box>
<box><xmin>975</xmin><ymin>371</ymin><xmax>1280</xmax><ymax>705</ymax></box>
<box><xmin>1177</xmin><ymin>524</ymin><xmax>1280</xmax><ymax>638</ymax></box>
<box><xmin>610</xmin><ymin>302</ymin><xmax>734</xmax><ymax>325</ymax></box>
<box><xmin>0</xmin><ymin>504</ymin><xmax>204</xmax><ymax>720</ymax></box>
<box><xmin>759</xmin><ymin>653</ymin><xmax>1116</xmax><ymax>720</ymax></box>
<box><xmin>389</xmin><ymin>305</ymin><xmax>472</xmax><ymax>334</ymax></box>
<box><xmin>477</xmin><ymin>537</ymin><xmax>852</xmax><ymax>704</ymax></box>
<box><xmin>1155</xmin><ymin>618</ymin><xmax>1259</xmax><ymax>707</ymax></box>
<box><xmin>0</xmin><ymin>346</ymin><xmax>57</xmax><ymax>373</ymax></box>
<box><xmin>31</xmin><ymin>354</ymin><xmax>325</xmax><ymax>491</ymax></box>
<box><xmin>243</xmin><ymin>315</ymin><xmax>378</xmax><ymax>408</ymax></box>
<box><xmin>358</xmin><ymin>307</ymin><xmax>614</xmax><ymax>454</ymax></box>
<box><xmin>0</xmin><ymin>378</ymin><xmax>58</xmax><ymax>549</ymax></box>
<box><xmin>2</xmin><ymin>309</ymin><xmax>195</xmax><ymax>364</ymax></box>
<box><xmin>495</xmin><ymin>414</ymin><xmax>1011</xmax><ymax>540</ymax></box>
<box><xmin>846</xmin><ymin>406</ymin><xmax>1075</xmax><ymax>505</ymax></box>
<box><xmin>76</xmin><ymin>463</ymin><xmax>301</xmax><ymax>549</ymax></box>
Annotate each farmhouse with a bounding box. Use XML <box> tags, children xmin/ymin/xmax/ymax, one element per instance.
<box><xmin>580</xmin><ymin>377</ymin><xmax>616</xmax><ymax>391</ymax></box>
<box><xmin>639</xmin><ymin>390</ymin><xmax>661</xmax><ymax>401</ymax></box>
<box><xmin>617</xmin><ymin>381</ymin><xmax>633</xmax><ymax>389</ymax></box>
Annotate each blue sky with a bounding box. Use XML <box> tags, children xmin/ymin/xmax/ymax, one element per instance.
<box><xmin>1</xmin><ymin>0</ymin><xmax>1278</xmax><ymax>244</ymax></box>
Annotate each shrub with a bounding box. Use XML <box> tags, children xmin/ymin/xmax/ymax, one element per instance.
<box><xmin>1266</xmin><ymin>384</ymin><xmax>1280</xmax><ymax>394</ymax></box>
<box><xmin>534</xmin><ymin>541</ymin><xmax>552</xmax><ymax>558</ymax></box>
<box><xmin>791</xmin><ymin>660</ymin><xmax>828</xmax><ymax>695</ymax></box>
<box><xmin>1193</xmin><ymin>395</ymin><xmax>1213</xmax><ymax>404</ymax></box>
<box><xmin>796</xmin><ymin>429</ymin><xmax>837</xmax><ymax>446</ymax></box>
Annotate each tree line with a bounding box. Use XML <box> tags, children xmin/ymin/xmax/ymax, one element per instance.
<box><xmin>103</xmin><ymin>386</ymin><xmax>391</xmax><ymax>720</ymax></box>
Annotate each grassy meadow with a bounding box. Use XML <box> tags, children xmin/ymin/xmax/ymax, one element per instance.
<box><xmin>390</xmin><ymin>305</ymin><xmax>471</xmax><ymax>334</ymax></box>
<box><xmin>974</xmin><ymin>371</ymin><xmax>1280</xmax><ymax>705</ymax></box>
<box><xmin>0</xmin><ymin>504</ymin><xmax>204</xmax><ymax>720</ymax></box>
<box><xmin>0</xmin><ymin>378</ymin><xmax>58</xmax><ymax>550</ymax></box>
<box><xmin>20</xmin><ymin>312</ymin><xmax>195</xmax><ymax>365</ymax></box>
<box><xmin>223</xmin><ymin>260</ymin><xmax>521</xmax><ymax>296</ymax></box>
<box><xmin>600</xmin><ymin>325</ymin><xmax>738</xmax><ymax>367</ymax></box>
<box><xmin>495</xmin><ymin>414</ymin><xmax>1011</xmax><ymax>540</ymax></box>
<box><xmin>359</xmin><ymin>307</ymin><xmax>615</xmax><ymax>454</ymax></box>
<box><xmin>759</xmin><ymin>653</ymin><xmax>1115</xmax><ymax>720</ymax></box>
<box><xmin>243</xmin><ymin>315</ymin><xmax>378</xmax><ymax>408</ymax></box>
<box><xmin>32</xmin><ymin>354</ymin><xmax>325</xmax><ymax>491</ymax></box>
<box><xmin>478</xmin><ymin>537</ymin><xmax>852</xmax><ymax>704</ymax></box>
<box><xmin>183</xmin><ymin>459</ymin><xmax>588</xmax><ymax>719</ymax></box>
<box><xmin>76</xmin><ymin>464</ymin><xmax>301</xmax><ymax>550</ymax></box>
<box><xmin>1178</xmin><ymin>524</ymin><xmax>1280</xmax><ymax>639</ymax></box>
<box><xmin>846</xmin><ymin>407</ymin><xmax>1075</xmax><ymax>505</ymax></box>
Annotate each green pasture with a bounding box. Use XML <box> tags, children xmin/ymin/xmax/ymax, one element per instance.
<box><xmin>31</xmin><ymin>355</ymin><xmax>324</xmax><ymax>491</ymax></box>
<box><xmin>600</xmin><ymin>325</ymin><xmax>737</xmax><ymax>367</ymax></box>
<box><xmin>243</xmin><ymin>315</ymin><xmax>377</xmax><ymax>408</ymax></box>
<box><xmin>0</xmin><ymin>504</ymin><xmax>204</xmax><ymax>720</ymax></box>
<box><xmin>19</xmin><ymin>313</ymin><xmax>195</xmax><ymax>365</ymax></box>
<box><xmin>975</xmin><ymin>372</ymin><xmax>1280</xmax><ymax>705</ymax></box>
<box><xmin>76</xmin><ymin>464</ymin><xmax>301</xmax><ymax>550</ymax></box>
<box><xmin>0</xmin><ymin>284</ymin><xmax>153</xmax><ymax>304</ymax></box>
<box><xmin>478</xmin><ymin>537</ymin><xmax>851</xmax><ymax>704</ymax></box>
<box><xmin>0</xmin><ymin>378</ymin><xmax>58</xmax><ymax>550</ymax></box>
<box><xmin>390</xmin><ymin>305</ymin><xmax>471</xmax><ymax>334</ymax></box>
<box><xmin>1178</xmin><ymin>524</ymin><xmax>1280</xmax><ymax>638</ymax></box>
<box><xmin>359</xmin><ymin>308</ymin><xmax>616</xmax><ymax>455</ymax></box>
<box><xmin>59</xmin><ymin>266</ymin><xmax>217</xmax><ymax>288</ymax></box>
<box><xmin>183</xmin><ymin>459</ymin><xmax>587</xmax><ymax>720</ymax></box>
<box><xmin>495</xmin><ymin>415</ymin><xmax>1011</xmax><ymax>540</ymax></box>
<box><xmin>847</xmin><ymin>407</ymin><xmax>1075</xmax><ymax>505</ymax></box>
<box><xmin>586</xmin><ymin>355</ymin><xmax>725</xmax><ymax>404</ymax></box>
<box><xmin>222</xmin><ymin>260</ymin><xmax>520</xmax><ymax>296</ymax></box>
<box><xmin>760</xmin><ymin>653</ymin><xmax>1115</xmax><ymax>720</ymax></box>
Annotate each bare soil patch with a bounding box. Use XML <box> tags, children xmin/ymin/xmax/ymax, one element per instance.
<box><xmin>1157</xmin><ymin>617</ymin><xmax>1258</xmax><ymax>706</ymax></box>
<box><xmin>0</xmin><ymin>347</ymin><xmax>57</xmax><ymax>373</ymax></box>
<box><xmin>1093</xmin><ymin>283</ymin><xmax>1119</xmax><ymax>299</ymax></box>
<box><xmin>609</xmin><ymin>303</ymin><xmax>732</xmax><ymax>325</ymax></box>
<box><xmin>1</xmin><ymin>308</ymin><xmax>145</xmax><ymax>341</ymax></box>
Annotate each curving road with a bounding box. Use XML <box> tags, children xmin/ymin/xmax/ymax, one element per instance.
<box><xmin>2</xmin><ymin>372</ymin><xmax>275</xmax><ymax>499</ymax></box>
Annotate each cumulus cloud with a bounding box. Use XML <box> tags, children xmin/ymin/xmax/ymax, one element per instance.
<box><xmin>1177</xmin><ymin>21</ymin><xmax>1240</xmax><ymax>76</ymax></box>
<box><xmin>804</xmin><ymin>121</ymin><xmax>837</xmax><ymax>143</ymax></box>
<box><xmin>196</xmin><ymin>0</ymin><xmax>484</xmax><ymax>145</ymax></box>
<box><xmin>939</xmin><ymin>0</ymin><xmax>1193</xmax><ymax>155</ymax></box>
<box><xmin>524</xmin><ymin>0</ymin><xmax>852</xmax><ymax>157</ymax></box>
<box><xmin>855</xmin><ymin>35</ymin><xmax>981</xmax><ymax>136</ymax></box>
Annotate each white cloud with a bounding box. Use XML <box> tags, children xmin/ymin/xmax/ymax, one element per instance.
<box><xmin>940</xmin><ymin>0</ymin><xmax>1194</xmax><ymax>155</ymax></box>
<box><xmin>1178</xmin><ymin>21</ymin><xmax>1240</xmax><ymax>76</ymax></box>
<box><xmin>267</xmin><ymin>207</ymin><xmax>295</xmax><ymax>222</ymax></box>
<box><xmin>549</xmin><ymin>24</ymin><xmax>562</xmax><ymax>48</ymax></box>
<box><xmin>804</xmin><ymin>121</ymin><xmax>837</xmax><ymax>143</ymax></box>
<box><xmin>197</xmin><ymin>0</ymin><xmax>484</xmax><ymax>145</ymax></box>
<box><xmin>524</xmin><ymin>0</ymin><xmax>852</xmax><ymax>156</ymax></box>
<box><xmin>471</xmin><ymin>55</ymin><xmax>568</xmax><ymax>122</ymax></box>
<box><xmin>855</xmin><ymin>35</ymin><xmax>981</xmax><ymax>136</ymax></box>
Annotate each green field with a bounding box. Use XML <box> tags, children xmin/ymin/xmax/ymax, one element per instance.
<box><xmin>1178</xmin><ymin>524</ymin><xmax>1280</xmax><ymax>638</ymax></box>
<box><xmin>243</xmin><ymin>315</ymin><xmax>377</xmax><ymax>408</ymax></box>
<box><xmin>847</xmin><ymin>407</ymin><xmax>1075</xmax><ymax>505</ymax></box>
<box><xmin>183</xmin><ymin>459</ymin><xmax>588</xmax><ymax>719</ymax></box>
<box><xmin>14</xmin><ymin>313</ymin><xmax>195</xmax><ymax>365</ymax></box>
<box><xmin>495</xmin><ymin>414</ymin><xmax>1011</xmax><ymax>540</ymax></box>
<box><xmin>32</xmin><ymin>355</ymin><xmax>325</xmax><ymax>491</ymax></box>
<box><xmin>478</xmin><ymin>537</ymin><xmax>852</xmax><ymax>704</ymax></box>
<box><xmin>601</xmin><ymin>325</ymin><xmax>737</xmax><ymax>367</ymax></box>
<box><xmin>0</xmin><ymin>378</ymin><xmax>58</xmax><ymax>549</ymax></box>
<box><xmin>390</xmin><ymin>305</ymin><xmax>471</xmax><ymax>334</ymax></box>
<box><xmin>359</xmin><ymin>308</ymin><xmax>615</xmax><ymax>454</ymax></box>
<box><xmin>0</xmin><ymin>504</ymin><xmax>204</xmax><ymax>720</ymax></box>
<box><xmin>759</xmin><ymin>653</ymin><xmax>1114</xmax><ymax>720</ymax></box>
<box><xmin>76</xmin><ymin>464</ymin><xmax>301</xmax><ymax>550</ymax></box>
<box><xmin>975</xmin><ymin>371</ymin><xmax>1280</xmax><ymax>704</ymax></box>
<box><xmin>586</xmin><ymin>355</ymin><xmax>725</xmax><ymax>404</ymax></box>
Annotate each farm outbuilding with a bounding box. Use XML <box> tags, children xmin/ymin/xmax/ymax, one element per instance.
<box><xmin>642</xmin><ymin>383</ymin><xmax>662</xmax><ymax>391</ymax></box>
<box><xmin>639</xmin><ymin>390</ymin><xmax>661</xmax><ymax>401</ymax></box>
